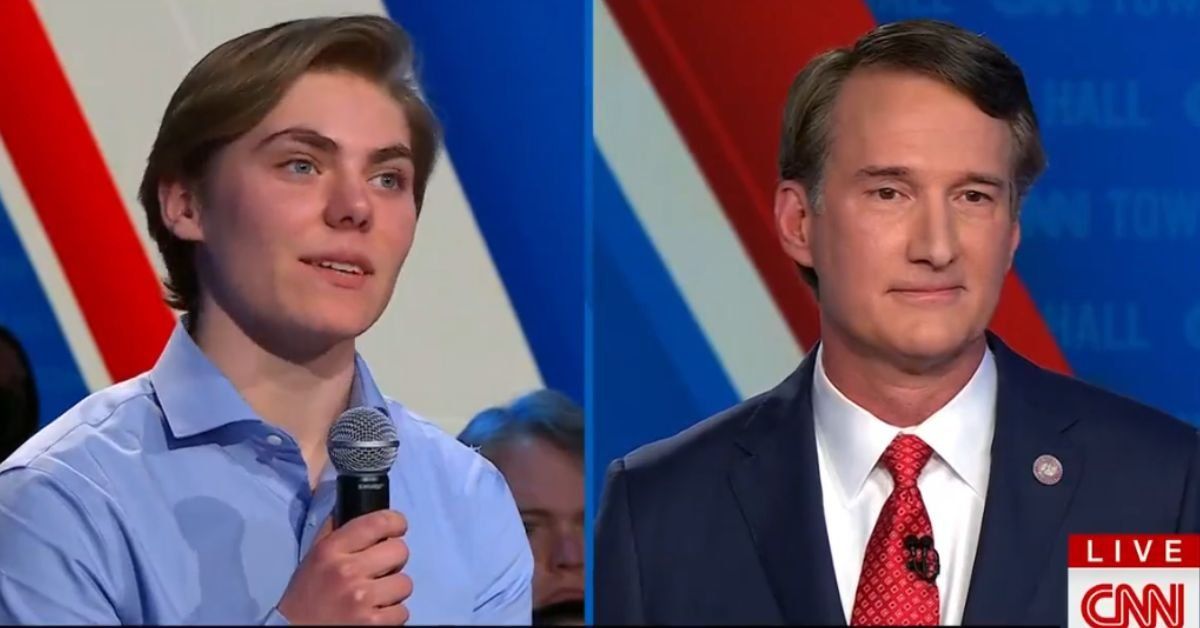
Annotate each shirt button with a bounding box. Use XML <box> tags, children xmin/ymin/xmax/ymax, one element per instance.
<box><xmin>265</xmin><ymin>434</ymin><xmax>283</xmax><ymax>446</ymax></box>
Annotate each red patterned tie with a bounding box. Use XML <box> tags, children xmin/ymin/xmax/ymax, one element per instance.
<box><xmin>850</xmin><ymin>434</ymin><xmax>940</xmax><ymax>626</ymax></box>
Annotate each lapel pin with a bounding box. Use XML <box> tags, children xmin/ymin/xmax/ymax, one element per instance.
<box><xmin>1033</xmin><ymin>454</ymin><xmax>1063</xmax><ymax>486</ymax></box>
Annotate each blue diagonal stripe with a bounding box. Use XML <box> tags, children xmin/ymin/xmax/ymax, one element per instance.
<box><xmin>592</xmin><ymin>148</ymin><xmax>740</xmax><ymax>507</ymax></box>
<box><xmin>383</xmin><ymin>1</ymin><xmax>585</xmax><ymax>404</ymax></box>
<box><xmin>0</xmin><ymin>193</ymin><xmax>88</xmax><ymax>427</ymax></box>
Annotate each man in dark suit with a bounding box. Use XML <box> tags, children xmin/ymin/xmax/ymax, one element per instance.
<box><xmin>594</xmin><ymin>19</ymin><xmax>1200</xmax><ymax>626</ymax></box>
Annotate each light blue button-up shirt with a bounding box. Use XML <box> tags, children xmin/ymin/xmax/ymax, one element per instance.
<box><xmin>0</xmin><ymin>323</ymin><xmax>532</xmax><ymax>624</ymax></box>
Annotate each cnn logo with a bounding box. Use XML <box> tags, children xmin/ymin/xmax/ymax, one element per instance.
<box><xmin>1080</xmin><ymin>583</ymin><xmax>1184</xmax><ymax>628</ymax></box>
<box><xmin>1068</xmin><ymin>535</ymin><xmax>1199</xmax><ymax>628</ymax></box>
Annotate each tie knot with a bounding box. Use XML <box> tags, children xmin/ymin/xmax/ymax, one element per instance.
<box><xmin>881</xmin><ymin>434</ymin><xmax>933</xmax><ymax>489</ymax></box>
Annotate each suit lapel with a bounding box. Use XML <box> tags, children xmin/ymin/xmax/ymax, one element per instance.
<box><xmin>728</xmin><ymin>350</ymin><xmax>846</xmax><ymax>626</ymax></box>
<box><xmin>963</xmin><ymin>334</ymin><xmax>1082</xmax><ymax>623</ymax></box>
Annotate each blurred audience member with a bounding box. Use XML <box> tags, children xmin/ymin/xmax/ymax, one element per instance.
<box><xmin>0</xmin><ymin>326</ymin><xmax>39</xmax><ymax>461</ymax></box>
<box><xmin>460</xmin><ymin>389</ymin><xmax>584</xmax><ymax>624</ymax></box>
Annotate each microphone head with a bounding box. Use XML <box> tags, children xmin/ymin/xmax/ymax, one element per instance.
<box><xmin>327</xmin><ymin>407</ymin><xmax>399</xmax><ymax>475</ymax></box>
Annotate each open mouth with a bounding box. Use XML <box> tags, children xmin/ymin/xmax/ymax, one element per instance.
<box><xmin>306</xmin><ymin>259</ymin><xmax>366</xmax><ymax>275</ymax></box>
<box><xmin>300</xmin><ymin>254</ymin><xmax>375</xmax><ymax>277</ymax></box>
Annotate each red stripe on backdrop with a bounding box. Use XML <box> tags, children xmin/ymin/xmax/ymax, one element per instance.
<box><xmin>0</xmin><ymin>0</ymin><xmax>173</xmax><ymax>382</ymax></box>
<box><xmin>993</xmin><ymin>272</ymin><xmax>1069</xmax><ymax>373</ymax></box>
<box><xmin>607</xmin><ymin>0</ymin><xmax>870</xmax><ymax>351</ymax></box>
<box><xmin>608</xmin><ymin>0</ymin><xmax>1071</xmax><ymax>374</ymax></box>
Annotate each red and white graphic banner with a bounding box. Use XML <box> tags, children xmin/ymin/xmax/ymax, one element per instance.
<box><xmin>1069</xmin><ymin>534</ymin><xmax>1200</xmax><ymax>628</ymax></box>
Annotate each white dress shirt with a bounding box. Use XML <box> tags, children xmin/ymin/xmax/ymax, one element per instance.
<box><xmin>812</xmin><ymin>344</ymin><xmax>997</xmax><ymax>625</ymax></box>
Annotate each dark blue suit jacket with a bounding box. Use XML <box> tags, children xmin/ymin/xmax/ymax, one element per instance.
<box><xmin>594</xmin><ymin>335</ymin><xmax>1200</xmax><ymax>625</ymax></box>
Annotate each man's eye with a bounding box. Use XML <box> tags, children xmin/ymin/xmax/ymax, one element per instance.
<box><xmin>284</xmin><ymin>159</ymin><xmax>317</xmax><ymax>175</ymax></box>
<box><xmin>963</xmin><ymin>190</ymin><xmax>992</xmax><ymax>204</ymax></box>
<box><xmin>370</xmin><ymin>172</ymin><xmax>407</xmax><ymax>190</ymax></box>
<box><xmin>875</xmin><ymin>187</ymin><xmax>900</xmax><ymax>200</ymax></box>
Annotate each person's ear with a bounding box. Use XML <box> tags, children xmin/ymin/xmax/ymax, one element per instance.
<box><xmin>159</xmin><ymin>180</ymin><xmax>205</xmax><ymax>242</ymax></box>
<box><xmin>776</xmin><ymin>180</ymin><xmax>817</xmax><ymax>269</ymax></box>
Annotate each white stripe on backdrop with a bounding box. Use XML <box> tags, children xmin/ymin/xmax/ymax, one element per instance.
<box><xmin>594</xmin><ymin>2</ymin><xmax>804</xmax><ymax>400</ymax></box>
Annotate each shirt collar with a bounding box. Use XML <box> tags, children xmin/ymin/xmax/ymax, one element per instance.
<box><xmin>150</xmin><ymin>319</ymin><xmax>391</xmax><ymax>439</ymax></box>
<box><xmin>812</xmin><ymin>343</ymin><xmax>997</xmax><ymax>502</ymax></box>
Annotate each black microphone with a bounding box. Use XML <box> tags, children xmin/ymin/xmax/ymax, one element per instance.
<box><xmin>903</xmin><ymin>534</ymin><xmax>940</xmax><ymax>583</ymax></box>
<box><xmin>327</xmin><ymin>407</ymin><xmax>400</xmax><ymax>528</ymax></box>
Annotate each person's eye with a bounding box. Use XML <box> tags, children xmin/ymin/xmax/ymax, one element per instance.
<box><xmin>282</xmin><ymin>159</ymin><xmax>318</xmax><ymax>176</ymax></box>
<box><xmin>962</xmin><ymin>190</ymin><xmax>994</xmax><ymax>204</ymax></box>
<box><xmin>370</xmin><ymin>171</ymin><xmax>408</xmax><ymax>191</ymax></box>
<box><xmin>874</xmin><ymin>187</ymin><xmax>902</xmax><ymax>201</ymax></box>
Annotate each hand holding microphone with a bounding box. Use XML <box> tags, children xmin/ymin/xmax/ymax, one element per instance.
<box><xmin>278</xmin><ymin>408</ymin><xmax>412</xmax><ymax>625</ymax></box>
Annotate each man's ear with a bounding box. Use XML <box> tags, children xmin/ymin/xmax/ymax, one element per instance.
<box><xmin>158</xmin><ymin>179</ymin><xmax>204</xmax><ymax>242</ymax></box>
<box><xmin>775</xmin><ymin>180</ymin><xmax>817</xmax><ymax>269</ymax></box>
